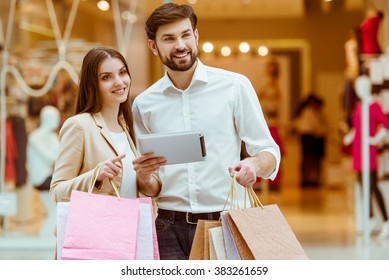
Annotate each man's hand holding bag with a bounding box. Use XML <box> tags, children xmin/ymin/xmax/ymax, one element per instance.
<box><xmin>225</xmin><ymin>177</ymin><xmax>308</xmax><ymax>260</ymax></box>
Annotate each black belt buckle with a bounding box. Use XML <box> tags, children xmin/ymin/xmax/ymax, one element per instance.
<box><xmin>185</xmin><ymin>212</ymin><xmax>197</xmax><ymax>225</ymax></box>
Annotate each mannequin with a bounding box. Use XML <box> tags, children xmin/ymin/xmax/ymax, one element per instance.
<box><xmin>344</xmin><ymin>27</ymin><xmax>360</xmax><ymax>80</ymax></box>
<box><xmin>27</xmin><ymin>105</ymin><xmax>60</xmax><ymax>236</ymax></box>
<box><xmin>344</xmin><ymin>76</ymin><xmax>389</xmax><ymax>238</ymax></box>
<box><xmin>341</xmin><ymin>28</ymin><xmax>360</xmax><ymax>140</ymax></box>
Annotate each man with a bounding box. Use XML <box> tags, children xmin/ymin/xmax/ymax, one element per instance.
<box><xmin>132</xmin><ymin>3</ymin><xmax>280</xmax><ymax>260</ymax></box>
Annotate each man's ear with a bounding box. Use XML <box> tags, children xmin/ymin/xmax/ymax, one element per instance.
<box><xmin>148</xmin><ymin>40</ymin><xmax>158</xmax><ymax>56</ymax></box>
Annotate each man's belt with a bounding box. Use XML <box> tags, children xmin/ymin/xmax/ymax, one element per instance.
<box><xmin>157</xmin><ymin>209</ymin><xmax>221</xmax><ymax>224</ymax></box>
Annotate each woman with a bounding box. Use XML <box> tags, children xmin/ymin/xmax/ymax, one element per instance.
<box><xmin>50</xmin><ymin>47</ymin><xmax>166</xmax><ymax>201</ymax></box>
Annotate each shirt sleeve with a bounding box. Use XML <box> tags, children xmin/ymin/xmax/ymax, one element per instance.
<box><xmin>132</xmin><ymin>99</ymin><xmax>152</xmax><ymax>138</ymax></box>
<box><xmin>50</xmin><ymin>117</ymin><xmax>98</xmax><ymax>202</ymax></box>
<box><xmin>233</xmin><ymin>75</ymin><xmax>281</xmax><ymax>180</ymax></box>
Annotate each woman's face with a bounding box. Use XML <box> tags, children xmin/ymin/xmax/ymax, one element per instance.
<box><xmin>98</xmin><ymin>57</ymin><xmax>131</xmax><ymax>108</ymax></box>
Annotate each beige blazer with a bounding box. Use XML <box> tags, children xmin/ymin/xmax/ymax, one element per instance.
<box><xmin>50</xmin><ymin>112</ymin><xmax>138</xmax><ymax>202</ymax></box>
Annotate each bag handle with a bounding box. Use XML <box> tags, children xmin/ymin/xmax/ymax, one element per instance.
<box><xmin>245</xmin><ymin>185</ymin><xmax>264</xmax><ymax>209</ymax></box>
<box><xmin>222</xmin><ymin>174</ymin><xmax>242</xmax><ymax>211</ymax></box>
<box><xmin>87</xmin><ymin>164</ymin><xmax>121</xmax><ymax>198</ymax></box>
<box><xmin>223</xmin><ymin>175</ymin><xmax>264</xmax><ymax>211</ymax></box>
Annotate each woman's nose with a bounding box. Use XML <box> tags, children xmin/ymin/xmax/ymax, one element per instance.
<box><xmin>114</xmin><ymin>75</ymin><xmax>125</xmax><ymax>85</ymax></box>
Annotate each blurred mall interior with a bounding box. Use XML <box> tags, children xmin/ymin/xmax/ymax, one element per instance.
<box><xmin>2</xmin><ymin>0</ymin><xmax>389</xmax><ymax>260</ymax></box>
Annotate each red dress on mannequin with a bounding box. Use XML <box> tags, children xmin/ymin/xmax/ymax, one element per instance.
<box><xmin>360</xmin><ymin>13</ymin><xmax>383</xmax><ymax>55</ymax></box>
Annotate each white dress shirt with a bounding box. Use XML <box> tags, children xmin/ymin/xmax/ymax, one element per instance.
<box><xmin>132</xmin><ymin>60</ymin><xmax>280</xmax><ymax>213</ymax></box>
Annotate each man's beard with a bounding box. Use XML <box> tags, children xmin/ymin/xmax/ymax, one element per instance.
<box><xmin>158</xmin><ymin>48</ymin><xmax>198</xmax><ymax>72</ymax></box>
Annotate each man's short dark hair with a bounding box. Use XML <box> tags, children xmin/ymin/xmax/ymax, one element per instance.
<box><xmin>145</xmin><ymin>3</ymin><xmax>197</xmax><ymax>40</ymax></box>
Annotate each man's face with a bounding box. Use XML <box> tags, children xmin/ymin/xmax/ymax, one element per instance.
<box><xmin>149</xmin><ymin>18</ymin><xmax>199</xmax><ymax>72</ymax></box>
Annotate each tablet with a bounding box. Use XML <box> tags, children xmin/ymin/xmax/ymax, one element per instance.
<box><xmin>137</xmin><ymin>130</ymin><xmax>206</xmax><ymax>165</ymax></box>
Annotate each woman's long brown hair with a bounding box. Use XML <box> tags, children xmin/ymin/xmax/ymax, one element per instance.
<box><xmin>75</xmin><ymin>47</ymin><xmax>135</xmax><ymax>143</ymax></box>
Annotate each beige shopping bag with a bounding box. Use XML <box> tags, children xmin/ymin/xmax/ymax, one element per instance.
<box><xmin>189</xmin><ymin>220</ymin><xmax>205</xmax><ymax>260</ymax></box>
<box><xmin>203</xmin><ymin>220</ymin><xmax>222</xmax><ymax>259</ymax></box>
<box><xmin>189</xmin><ymin>220</ymin><xmax>221</xmax><ymax>260</ymax></box>
<box><xmin>209</xmin><ymin>226</ymin><xmax>227</xmax><ymax>260</ymax></box>
<box><xmin>226</xmin><ymin>186</ymin><xmax>308</xmax><ymax>260</ymax></box>
<box><xmin>225</xmin><ymin>209</ymin><xmax>255</xmax><ymax>260</ymax></box>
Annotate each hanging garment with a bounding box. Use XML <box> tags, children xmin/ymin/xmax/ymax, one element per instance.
<box><xmin>9</xmin><ymin>115</ymin><xmax>28</xmax><ymax>187</ymax></box>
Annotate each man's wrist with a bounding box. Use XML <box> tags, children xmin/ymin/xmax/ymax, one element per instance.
<box><xmin>137</xmin><ymin>174</ymin><xmax>161</xmax><ymax>197</ymax></box>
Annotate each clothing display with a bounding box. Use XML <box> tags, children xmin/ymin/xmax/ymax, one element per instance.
<box><xmin>351</xmin><ymin>101</ymin><xmax>389</xmax><ymax>171</ymax></box>
<box><xmin>344</xmin><ymin>31</ymin><xmax>360</xmax><ymax>79</ymax></box>
<box><xmin>3</xmin><ymin>120</ymin><xmax>17</xmax><ymax>183</ymax></box>
<box><xmin>350</xmin><ymin>99</ymin><xmax>389</xmax><ymax>231</ymax></box>
<box><xmin>360</xmin><ymin>12</ymin><xmax>383</xmax><ymax>54</ymax></box>
<box><xmin>27</xmin><ymin>106</ymin><xmax>60</xmax><ymax>190</ymax></box>
<box><xmin>9</xmin><ymin>115</ymin><xmax>28</xmax><ymax>187</ymax></box>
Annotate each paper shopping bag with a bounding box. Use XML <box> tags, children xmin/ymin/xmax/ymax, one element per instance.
<box><xmin>225</xmin><ymin>210</ymin><xmax>254</xmax><ymax>260</ymax></box>
<box><xmin>62</xmin><ymin>190</ymin><xmax>140</xmax><ymax>260</ymax></box>
<box><xmin>227</xmin><ymin>204</ymin><xmax>308</xmax><ymax>260</ymax></box>
<box><xmin>203</xmin><ymin>220</ymin><xmax>222</xmax><ymax>260</ymax></box>
<box><xmin>189</xmin><ymin>220</ymin><xmax>221</xmax><ymax>260</ymax></box>
<box><xmin>138</xmin><ymin>197</ymin><xmax>160</xmax><ymax>260</ymax></box>
<box><xmin>136</xmin><ymin>203</ymin><xmax>154</xmax><ymax>260</ymax></box>
<box><xmin>189</xmin><ymin>220</ymin><xmax>206</xmax><ymax>260</ymax></box>
<box><xmin>220</xmin><ymin>211</ymin><xmax>241</xmax><ymax>260</ymax></box>
<box><xmin>57</xmin><ymin>197</ymin><xmax>159</xmax><ymax>260</ymax></box>
<box><xmin>222</xmin><ymin>176</ymin><xmax>307</xmax><ymax>260</ymax></box>
<box><xmin>209</xmin><ymin>226</ymin><xmax>226</xmax><ymax>260</ymax></box>
<box><xmin>56</xmin><ymin>202</ymin><xmax>69</xmax><ymax>260</ymax></box>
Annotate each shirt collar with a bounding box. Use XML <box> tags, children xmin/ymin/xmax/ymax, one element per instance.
<box><xmin>161</xmin><ymin>59</ymin><xmax>208</xmax><ymax>93</ymax></box>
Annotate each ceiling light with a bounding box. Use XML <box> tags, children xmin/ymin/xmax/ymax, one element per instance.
<box><xmin>202</xmin><ymin>42</ymin><xmax>214</xmax><ymax>53</ymax></box>
<box><xmin>239</xmin><ymin>42</ymin><xmax>250</xmax><ymax>53</ymax></box>
<box><xmin>221</xmin><ymin>46</ymin><xmax>232</xmax><ymax>57</ymax></box>
<box><xmin>258</xmin><ymin>46</ymin><xmax>269</xmax><ymax>56</ymax></box>
<box><xmin>97</xmin><ymin>0</ymin><xmax>110</xmax><ymax>11</ymax></box>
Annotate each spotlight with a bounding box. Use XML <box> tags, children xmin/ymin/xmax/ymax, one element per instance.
<box><xmin>202</xmin><ymin>42</ymin><xmax>214</xmax><ymax>53</ymax></box>
<box><xmin>239</xmin><ymin>42</ymin><xmax>250</xmax><ymax>53</ymax></box>
<box><xmin>221</xmin><ymin>46</ymin><xmax>232</xmax><ymax>57</ymax></box>
<box><xmin>97</xmin><ymin>0</ymin><xmax>110</xmax><ymax>11</ymax></box>
<box><xmin>258</xmin><ymin>46</ymin><xmax>269</xmax><ymax>56</ymax></box>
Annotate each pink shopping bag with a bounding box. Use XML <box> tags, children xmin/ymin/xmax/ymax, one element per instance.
<box><xmin>62</xmin><ymin>190</ymin><xmax>139</xmax><ymax>260</ymax></box>
<box><xmin>58</xmin><ymin>196</ymin><xmax>160</xmax><ymax>260</ymax></box>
